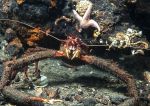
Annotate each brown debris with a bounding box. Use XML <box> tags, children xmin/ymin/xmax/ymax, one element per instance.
<box><xmin>44</xmin><ymin>88</ymin><xmax>60</xmax><ymax>99</ymax></box>
<box><xmin>16</xmin><ymin>0</ymin><xmax>25</xmax><ymax>5</ymax></box>
<box><xmin>50</xmin><ymin>0</ymin><xmax>57</xmax><ymax>8</ymax></box>
<box><xmin>27</xmin><ymin>27</ymin><xmax>45</xmax><ymax>46</ymax></box>
<box><xmin>55</xmin><ymin>16</ymin><xmax>71</xmax><ymax>26</ymax></box>
<box><xmin>7</xmin><ymin>37</ymin><xmax>22</xmax><ymax>48</ymax></box>
<box><xmin>74</xmin><ymin>95</ymin><xmax>83</xmax><ymax>102</ymax></box>
<box><xmin>144</xmin><ymin>71</ymin><xmax>150</xmax><ymax>83</ymax></box>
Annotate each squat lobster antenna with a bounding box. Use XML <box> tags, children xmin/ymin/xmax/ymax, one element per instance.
<box><xmin>0</xmin><ymin>19</ymin><xmax>109</xmax><ymax>47</ymax></box>
<box><xmin>86</xmin><ymin>43</ymin><xmax>150</xmax><ymax>51</ymax></box>
<box><xmin>0</xmin><ymin>19</ymin><xmax>64</xmax><ymax>42</ymax></box>
<box><xmin>86</xmin><ymin>44</ymin><xmax>109</xmax><ymax>47</ymax></box>
<box><xmin>0</xmin><ymin>19</ymin><xmax>150</xmax><ymax>51</ymax></box>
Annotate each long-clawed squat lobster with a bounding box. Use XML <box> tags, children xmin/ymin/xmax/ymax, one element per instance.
<box><xmin>0</xmin><ymin>19</ymin><xmax>138</xmax><ymax>105</ymax></box>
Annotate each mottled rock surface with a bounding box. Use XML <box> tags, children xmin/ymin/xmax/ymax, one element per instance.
<box><xmin>0</xmin><ymin>0</ymin><xmax>150</xmax><ymax>106</ymax></box>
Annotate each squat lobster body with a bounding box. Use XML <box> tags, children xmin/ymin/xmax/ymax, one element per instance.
<box><xmin>0</xmin><ymin>19</ymin><xmax>139</xmax><ymax>105</ymax></box>
<box><xmin>59</xmin><ymin>35</ymin><xmax>88</xmax><ymax>60</ymax></box>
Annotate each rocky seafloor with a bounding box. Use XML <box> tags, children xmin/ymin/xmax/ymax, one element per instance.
<box><xmin>0</xmin><ymin>0</ymin><xmax>150</xmax><ymax>106</ymax></box>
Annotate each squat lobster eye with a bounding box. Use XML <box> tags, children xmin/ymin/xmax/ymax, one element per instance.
<box><xmin>61</xmin><ymin>35</ymin><xmax>83</xmax><ymax>59</ymax></box>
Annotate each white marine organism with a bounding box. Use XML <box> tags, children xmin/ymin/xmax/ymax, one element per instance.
<box><xmin>73</xmin><ymin>4</ymin><xmax>100</xmax><ymax>32</ymax></box>
<box><xmin>126</xmin><ymin>28</ymin><xmax>142</xmax><ymax>38</ymax></box>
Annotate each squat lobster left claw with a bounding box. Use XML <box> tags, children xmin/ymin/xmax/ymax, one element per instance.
<box><xmin>58</xmin><ymin>35</ymin><xmax>88</xmax><ymax>60</ymax></box>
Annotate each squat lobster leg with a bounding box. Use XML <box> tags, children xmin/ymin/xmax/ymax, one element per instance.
<box><xmin>2</xmin><ymin>86</ymin><xmax>63</xmax><ymax>105</ymax></box>
<box><xmin>0</xmin><ymin>50</ymin><xmax>59</xmax><ymax>90</ymax></box>
<box><xmin>0</xmin><ymin>49</ymin><xmax>64</xmax><ymax>105</ymax></box>
<box><xmin>0</xmin><ymin>49</ymin><xmax>139</xmax><ymax>105</ymax></box>
<box><xmin>80</xmin><ymin>55</ymin><xmax>138</xmax><ymax>98</ymax></box>
<box><xmin>0</xmin><ymin>32</ymin><xmax>139</xmax><ymax>105</ymax></box>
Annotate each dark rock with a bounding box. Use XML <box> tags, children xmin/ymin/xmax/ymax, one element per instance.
<box><xmin>6</xmin><ymin>44</ymin><xmax>20</xmax><ymax>56</ymax></box>
<box><xmin>0</xmin><ymin>0</ymin><xmax>19</xmax><ymax>17</ymax></box>
<box><xmin>134</xmin><ymin>0</ymin><xmax>150</xmax><ymax>28</ymax></box>
<box><xmin>65</xmin><ymin>94</ymin><xmax>75</xmax><ymax>101</ymax></box>
<box><xmin>25</xmin><ymin>0</ymin><xmax>51</xmax><ymax>4</ymax></box>
<box><xmin>5</xmin><ymin>41</ymin><xmax>24</xmax><ymax>57</ymax></box>
<box><xmin>128</xmin><ymin>0</ymin><xmax>150</xmax><ymax>40</ymax></box>
<box><xmin>16</xmin><ymin>0</ymin><xmax>68</xmax><ymax>22</ymax></box>
<box><xmin>4</xmin><ymin>28</ymin><xmax>16</xmax><ymax>42</ymax></box>
<box><xmin>81</xmin><ymin>98</ymin><xmax>97</xmax><ymax>106</ymax></box>
<box><xmin>17</xmin><ymin>3</ymin><xmax>49</xmax><ymax>22</ymax></box>
<box><xmin>111</xmin><ymin>96</ymin><xmax>127</xmax><ymax>105</ymax></box>
<box><xmin>39</xmin><ymin>59</ymin><xmax>119</xmax><ymax>83</ymax></box>
<box><xmin>0</xmin><ymin>93</ymin><xmax>5</xmax><ymax>105</ymax></box>
<box><xmin>62</xmin><ymin>0</ymin><xmax>74</xmax><ymax>16</ymax></box>
<box><xmin>71</xmin><ymin>104</ymin><xmax>84</xmax><ymax>106</ymax></box>
<box><xmin>0</xmin><ymin>64</ymin><xmax>3</xmax><ymax>78</ymax></box>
